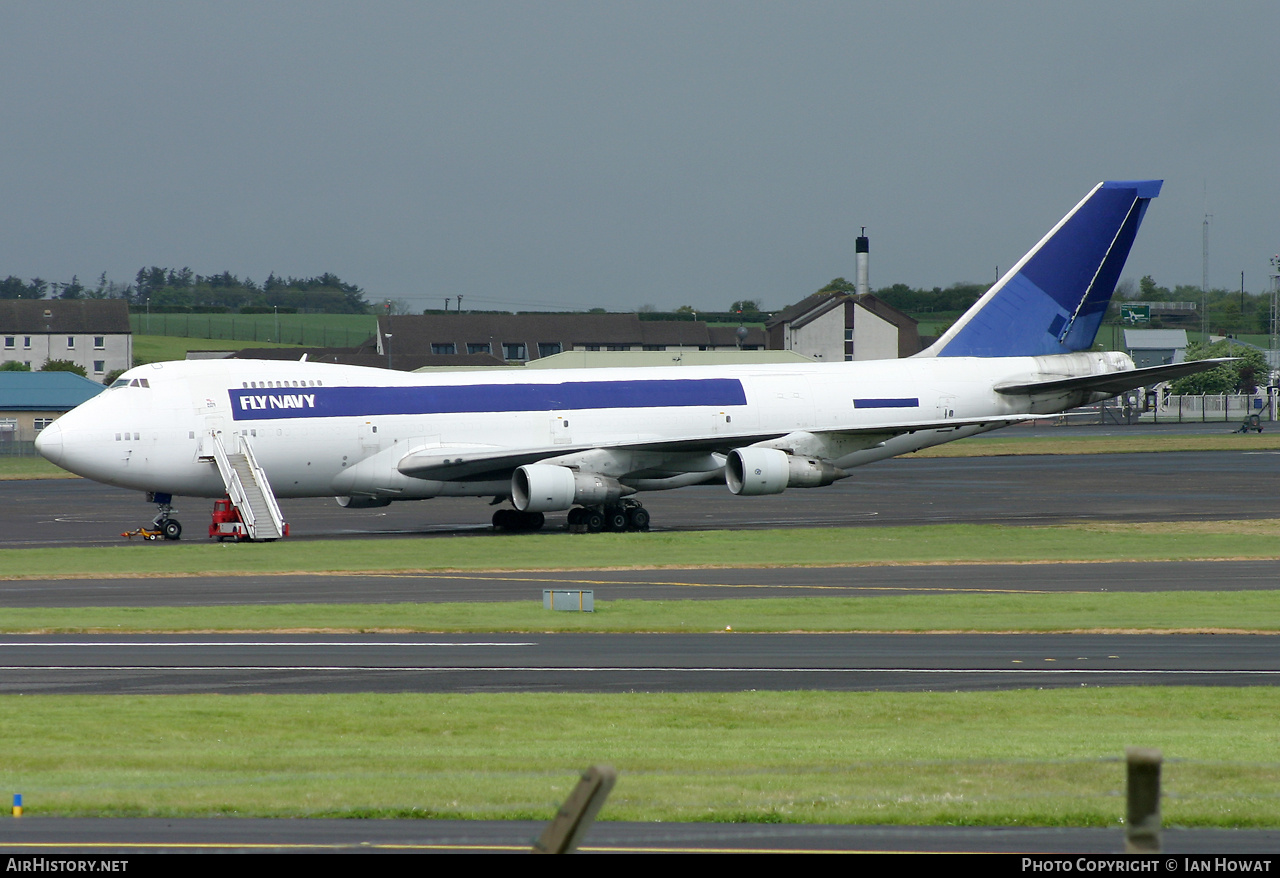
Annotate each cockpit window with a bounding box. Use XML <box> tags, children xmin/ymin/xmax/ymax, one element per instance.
<box><xmin>111</xmin><ymin>378</ymin><xmax>151</xmax><ymax>389</ymax></box>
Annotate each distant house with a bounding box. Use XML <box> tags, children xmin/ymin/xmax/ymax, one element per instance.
<box><xmin>0</xmin><ymin>371</ymin><xmax>105</xmax><ymax>452</ymax></box>
<box><xmin>0</xmin><ymin>300</ymin><xmax>132</xmax><ymax>378</ymax></box>
<box><xmin>765</xmin><ymin>292</ymin><xmax>921</xmax><ymax>361</ymax></box>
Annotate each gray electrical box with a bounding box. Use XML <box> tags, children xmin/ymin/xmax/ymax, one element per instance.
<box><xmin>543</xmin><ymin>589</ymin><xmax>594</xmax><ymax>612</ymax></box>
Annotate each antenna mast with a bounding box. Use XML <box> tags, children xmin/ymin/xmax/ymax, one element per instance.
<box><xmin>1202</xmin><ymin>214</ymin><xmax>1212</xmax><ymax>339</ymax></box>
<box><xmin>1271</xmin><ymin>254</ymin><xmax>1280</xmax><ymax>354</ymax></box>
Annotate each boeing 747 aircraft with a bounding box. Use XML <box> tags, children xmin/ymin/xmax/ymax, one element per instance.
<box><xmin>36</xmin><ymin>180</ymin><xmax>1221</xmax><ymax>539</ymax></box>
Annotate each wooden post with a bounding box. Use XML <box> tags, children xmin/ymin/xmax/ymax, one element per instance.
<box><xmin>1125</xmin><ymin>747</ymin><xmax>1161</xmax><ymax>853</ymax></box>
<box><xmin>532</xmin><ymin>765</ymin><xmax>617</xmax><ymax>854</ymax></box>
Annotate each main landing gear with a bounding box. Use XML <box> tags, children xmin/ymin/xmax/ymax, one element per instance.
<box><xmin>491</xmin><ymin>500</ymin><xmax>651</xmax><ymax>533</ymax></box>
<box><xmin>492</xmin><ymin>508</ymin><xmax>545</xmax><ymax>532</ymax></box>
<box><xmin>567</xmin><ymin>499</ymin><xmax>650</xmax><ymax>533</ymax></box>
<box><xmin>145</xmin><ymin>491</ymin><xmax>182</xmax><ymax>541</ymax></box>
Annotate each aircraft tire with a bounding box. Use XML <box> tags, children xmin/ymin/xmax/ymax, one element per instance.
<box><xmin>605</xmin><ymin>508</ymin><xmax>627</xmax><ymax>532</ymax></box>
<box><xmin>626</xmin><ymin>507</ymin><xmax>650</xmax><ymax>531</ymax></box>
<box><xmin>584</xmin><ymin>510</ymin><xmax>604</xmax><ymax>533</ymax></box>
<box><xmin>163</xmin><ymin>520</ymin><xmax>182</xmax><ymax>541</ymax></box>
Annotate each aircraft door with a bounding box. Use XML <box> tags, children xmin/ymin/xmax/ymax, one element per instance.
<box><xmin>359</xmin><ymin>421</ymin><xmax>383</xmax><ymax>456</ymax></box>
<box><xmin>937</xmin><ymin>396</ymin><xmax>956</xmax><ymax>419</ymax></box>
<box><xmin>200</xmin><ymin>414</ymin><xmax>226</xmax><ymax>456</ymax></box>
<box><xmin>551</xmin><ymin>415</ymin><xmax>572</xmax><ymax>446</ymax></box>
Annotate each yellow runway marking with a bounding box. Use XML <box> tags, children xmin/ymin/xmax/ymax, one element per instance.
<box><xmin>385</xmin><ymin>572</ymin><xmax>1064</xmax><ymax>595</ymax></box>
<box><xmin>0</xmin><ymin>841</ymin><xmax>895</xmax><ymax>853</ymax></box>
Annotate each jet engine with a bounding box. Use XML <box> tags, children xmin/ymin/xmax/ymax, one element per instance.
<box><xmin>725</xmin><ymin>447</ymin><xmax>846</xmax><ymax>496</ymax></box>
<box><xmin>334</xmin><ymin>495</ymin><xmax>393</xmax><ymax>509</ymax></box>
<box><xmin>511</xmin><ymin>464</ymin><xmax>632</xmax><ymax>512</ymax></box>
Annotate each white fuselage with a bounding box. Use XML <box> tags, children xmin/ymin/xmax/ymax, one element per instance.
<box><xmin>36</xmin><ymin>352</ymin><xmax>1131</xmax><ymax>502</ymax></box>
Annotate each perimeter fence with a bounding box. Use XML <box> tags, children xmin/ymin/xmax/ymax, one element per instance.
<box><xmin>1144</xmin><ymin>393</ymin><xmax>1273</xmax><ymax>424</ymax></box>
<box><xmin>0</xmin><ymin>422</ymin><xmax>46</xmax><ymax>456</ymax></box>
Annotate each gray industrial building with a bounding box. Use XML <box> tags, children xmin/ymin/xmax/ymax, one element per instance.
<box><xmin>1123</xmin><ymin>329</ymin><xmax>1189</xmax><ymax>368</ymax></box>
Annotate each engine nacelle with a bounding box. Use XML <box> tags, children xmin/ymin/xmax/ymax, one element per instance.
<box><xmin>334</xmin><ymin>495</ymin><xmax>392</xmax><ymax>509</ymax></box>
<box><xmin>726</xmin><ymin>447</ymin><xmax>846</xmax><ymax>495</ymax></box>
<box><xmin>726</xmin><ymin>447</ymin><xmax>789</xmax><ymax>495</ymax></box>
<box><xmin>511</xmin><ymin>464</ymin><xmax>632</xmax><ymax>512</ymax></box>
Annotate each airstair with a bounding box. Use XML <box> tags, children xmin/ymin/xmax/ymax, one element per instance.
<box><xmin>207</xmin><ymin>431</ymin><xmax>287</xmax><ymax>541</ymax></box>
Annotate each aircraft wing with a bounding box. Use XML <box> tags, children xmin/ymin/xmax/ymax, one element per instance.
<box><xmin>994</xmin><ymin>358</ymin><xmax>1237</xmax><ymax>397</ymax></box>
<box><xmin>394</xmin><ymin>415</ymin><xmax>1036</xmax><ymax>481</ymax></box>
<box><xmin>396</xmin><ymin>435</ymin><xmax>785</xmax><ymax>480</ymax></box>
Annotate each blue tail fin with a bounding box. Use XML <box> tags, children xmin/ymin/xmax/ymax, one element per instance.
<box><xmin>922</xmin><ymin>180</ymin><xmax>1161</xmax><ymax>358</ymax></box>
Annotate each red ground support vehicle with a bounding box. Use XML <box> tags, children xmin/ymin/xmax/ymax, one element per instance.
<box><xmin>209</xmin><ymin>497</ymin><xmax>248</xmax><ymax>542</ymax></box>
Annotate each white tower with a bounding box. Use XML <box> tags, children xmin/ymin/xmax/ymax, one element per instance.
<box><xmin>855</xmin><ymin>228</ymin><xmax>869</xmax><ymax>297</ymax></box>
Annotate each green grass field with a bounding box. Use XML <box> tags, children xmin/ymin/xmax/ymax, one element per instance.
<box><xmin>3</xmin><ymin>518</ymin><xmax>1277</xmax><ymax>580</ymax></box>
<box><xmin>132</xmin><ymin>335</ymin><xmax>303</xmax><ymax>365</ymax></box>
<box><xmin>131</xmin><ymin>313</ymin><xmax>377</xmax><ymax>348</ymax></box>
<box><xmin>906</xmin><ymin>431</ymin><xmax>1280</xmax><ymax>457</ymax></box>
<box><xmin>0</xmin><ymin>457</ymin><xmax>77</xmax><ymax>479</ymax></box>
<box><xmin>2</xmin><ymin>590</ymin><xmax>1277</xmax><ymax>635</ymax></box>
<box><xmin>3</xmin><ymin>689</ymin><xmax>1277</xmax><ymax>825</ymax></box>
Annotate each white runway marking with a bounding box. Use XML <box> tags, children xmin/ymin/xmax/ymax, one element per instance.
<box><xmin>0</xmin><ymin>641</ymin><xmax>536</xmax><ymax>648</ymax></box>
<box><xmin>2</xmin><ymin>666</ymin><xmax>1277</xmax><ymax>675</ymax></box>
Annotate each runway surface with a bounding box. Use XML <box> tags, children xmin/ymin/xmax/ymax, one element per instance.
<box><xmin>1</xmin><ymin>817</ymin><xmax>1278</xmax><ymax>854</ymax></box>
<box><xmin>8</xmin><ymin>442</ymin><xmax>1280</xmax><ymax>548</ymax></box>
<box><xmin>1</xmin><ymin>633</ymin><xmax>1276</xmax><ymax>694</ymax></box>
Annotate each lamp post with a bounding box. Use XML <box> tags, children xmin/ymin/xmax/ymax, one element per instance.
<box><xmin>384</xmin><ymin>333</ymin><xmax>393</xmax><ymax>370</ymax></box>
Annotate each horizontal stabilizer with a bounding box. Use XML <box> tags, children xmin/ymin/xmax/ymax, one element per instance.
<box><xmin>994</xmin><ymin>358</ymin><xmax>1236</xmax><ymax>397</ymax></box>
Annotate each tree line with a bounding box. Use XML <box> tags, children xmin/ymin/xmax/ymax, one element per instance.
<box><xmin>823</xmin><ymin>274</ymin><xmax>1276</xmax><ymax>337</ymax></box>
<box><xmin>1129</xmin><ymin>275</ymin><xmax>1271</xmax><ymax>335</ymax></box>
<box><xmin>0</xmin><ymin>268</ymin><xmax>370</xmax><ymax>315</ymax></box>
<box><xmin>2</xmin><ymin>266</ymin><xmax>1270</xmax><ymax>331</ymax></box>
<box><xmin>820</xmin><ymin>278</ymin><xmax>987</xmax><ymax>315</ymax></box>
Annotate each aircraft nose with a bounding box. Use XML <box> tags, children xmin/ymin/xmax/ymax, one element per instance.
<box><xmin>34</xmin><ymin>419</ymin><xmax>64</xmax><ymax>466</ymax></box>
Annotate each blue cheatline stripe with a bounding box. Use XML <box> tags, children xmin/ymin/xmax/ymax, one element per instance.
<box><xmin>853</xmin><ymin>398</ymin><xmax>919</xmax><ymax>409</ymax></box>
<box><xmin>229</xmin><ymin>378</ymin><xmax>749</xmax><ymax>421</ymax></box>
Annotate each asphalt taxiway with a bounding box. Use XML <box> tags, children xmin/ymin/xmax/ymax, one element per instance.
<box><xmin>8</xmin><ymin>441</ymin><xmax>1280</xmax><ymax>548</ymax></box>
<box><xmin>1</xmin><ymin>632</ymin><xmax>1276</xmax><ymax>695</ymax></box>
<box><xmin>2</xmin><ymin>559</ymin><xmax>1276</xmax><ymax>606</ymax></box>
<box><xmin>1</xmin><ymin>817</ymin><xmax>1278</xmax><ymax>854</ymax></box>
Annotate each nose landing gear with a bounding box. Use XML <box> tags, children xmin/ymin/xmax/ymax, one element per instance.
<box><xmin>146</xmin><ymin>491</ymin><xmax>182</xmax><ymax>541</ymax></box>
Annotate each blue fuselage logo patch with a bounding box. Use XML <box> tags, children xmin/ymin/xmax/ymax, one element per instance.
<box><xmin>230</xmin><ymin>379</ymin><xmax>749</xmax><ymax>421</ymax></box>
<box><xmin>853</xmin><ymin>398</ymin><xmax>919</xmax><ymax>409</ymax></box>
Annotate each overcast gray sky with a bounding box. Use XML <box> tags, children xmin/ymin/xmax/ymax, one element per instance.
<box><xmin>1</xmin><ymin>1</ymin><xmax>1275</xmax><ymax>312</ymax></box>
